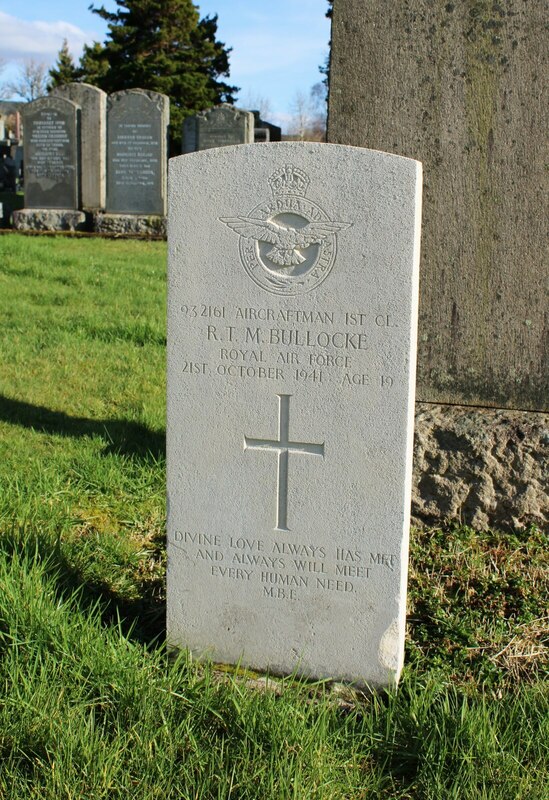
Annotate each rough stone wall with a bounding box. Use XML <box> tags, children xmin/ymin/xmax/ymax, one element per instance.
<box><xmin>412</xmin><ymin>403</ymin><xmax>548</xmax><ymax>531</ymax></box>
<box><xmin>12</xmin><ymin>209</ymin><xmax>87</xmax><ymax>232</ymax></box>
<box><xmin>328</xmin><ymin>0</ymin><xmax>548</xmax><ymax>412</ymax></box>
<box><xmin>93</xmin><ymin>213</ymin><xmax>167</xmax><ymax>237</ymax></box>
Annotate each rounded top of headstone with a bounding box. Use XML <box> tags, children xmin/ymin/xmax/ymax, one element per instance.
<box><xmin>107</xmin><ymin>88</ymin><xmax>169</xmax><ymax>115</ymax></box>
<box><xmin>52</xmin><ymin>82</ymin><xmax>107</xmax><ymax>99</ymax></box>
<box><xmin>23</xmin><ymin>95</ymin><xmax>81</xmax><ymax>116</ymax></box>
<box><xmin>198</xmin><ymin>104</ymin><xmax>254</xmax><ymax>120</ymax></box>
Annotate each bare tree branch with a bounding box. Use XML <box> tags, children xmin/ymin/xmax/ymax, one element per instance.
<box><xmin>5</xmin><ymin>60</ymin><xmax>49</xmax><ymax>102</ymax></box>
<box><xmin>287</xmin><ymin>87</ymin><xmax>326</xmax><ymax>142</ymax></box>
<box><xmin>239</xmin><ymin>91</ymin><xmax>273</xmax><ymax>121</ymax></box>
<box><xmin>0</xmin><ymin>58</ymin><xmax>10</xmax><ymax>100</ymax></box>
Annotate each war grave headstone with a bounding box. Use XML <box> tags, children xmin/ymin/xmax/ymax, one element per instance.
<box><xmin>182</xmin><ymin>104</ymin><xmax>254</xmax><ymax>153</ymax></box>
<box><xmin>51</xmin><ymin>82</ymin><xmax>107</xmax><ymax>210</ymax></box>
<box><xmin>327</xmin><ymin>0</ymin><xmax>549</xmax><ymax>532</ymax></box>
<box><xmin>96</xmin><ymin>89</ymin><xmax>169</xmax><ymax>234</ymax></box>
<box><xmin>13</xmin><ymin>95</ymin><xmax>85</xmax><ymax>231</ymax></box>
<box><xmin>167</xmin><ymin>142</ymin><xmax>422</xmax><ymax>688</ymax></box>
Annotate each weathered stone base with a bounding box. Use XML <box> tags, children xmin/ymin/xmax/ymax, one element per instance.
<box><xmin>412</xmin><ymin>403</ymin><xmax>548</xmax><ymax>531</ymax></box>
<box><xmin>93</xmin><ymin>212</ymin><xmax>166</xmax><ymax>237</ymax></box>
<box><xmin>12</xmin><ymin>208</ymin><xmax>88</xmax><ymax>232</ymax></box>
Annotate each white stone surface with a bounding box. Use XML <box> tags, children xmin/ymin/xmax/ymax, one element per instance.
<box><xmin>167</xmin><ymin>142</ymin><xmax>422</xmax><ymax>688</ymax></box>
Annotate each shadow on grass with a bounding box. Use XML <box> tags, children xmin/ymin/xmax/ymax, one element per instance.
<box><xmin>0</xmin><ymin>394</ymin><xmax>165</xmax><ymax>460</ymax></box>
<box><xmin>0</xmin><ymin>525</ymin><xmax>167</xmax><ymax>647</ymax></box>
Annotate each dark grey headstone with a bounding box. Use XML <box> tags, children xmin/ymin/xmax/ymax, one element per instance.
<box><xmin>23</xmin><ymin>96</ymin><xmax>80</xmax><ymax>209</ymax></box>
<box><xmin>106</xmin><ymin>89</ymin><xmax>169</xmax><ymax>215</ymax></box>
<box><xmin>182</xmin><ymin>105</ymin><xmax>254</xmax><ymax>153</ymax></box>
<box><xmin>254</xmin><ymin>128</ymin><xmax>270</xmax><ymax>143</ymax></box>
<box><xmin>250</xmin><ymin>110</ymin><xmax>282</xmax><ymax>142</ymax></box>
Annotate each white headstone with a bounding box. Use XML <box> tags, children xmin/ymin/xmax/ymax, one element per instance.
<box><xmin>167</xmin><ymin>142</ymin><xmax>422</xmax><ymax>689</ymax></box>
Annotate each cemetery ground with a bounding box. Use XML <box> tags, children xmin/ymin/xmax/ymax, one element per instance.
<box><xmin>0</xmin><ymin>234</ymin><xmax>547</xmax><ymax>799</ymax></box>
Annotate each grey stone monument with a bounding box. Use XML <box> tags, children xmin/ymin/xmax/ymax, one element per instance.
<box><xmin>328</xmin><ymin>0</ymin><xmax>547</xmax><ymax>413</ymax></box>
<box><xmin>182</xmin><ymin>104</ymin><xmax>254</xmax><ymax>153</ymax></box>
<box><xmin>328</xmin><ymin>0</ymin><xmax>548</xmax><ymax>532</ymax></box>
<box><xmin>51</xmin><ymin>82</ymin><xmax>107</xmax><ymax>210</ymax></box>
<box><xmin>105</xmin><ymin>89</ymin><xmax>169</xmax><ymax>217</ymax></box>
<box><xmin>22</xmin><ymin>96</ymin><xmax>80</xmax><ymax>208</ymax></box>
<box><xmin>167</xmin><ymin>142</ymin><xmax>422</xmax><ymax>688</ymax></box>
<box><xmin>13</xmin><ymin>95</ymin><xmax>86</xmax><ymax>231</ymax></box>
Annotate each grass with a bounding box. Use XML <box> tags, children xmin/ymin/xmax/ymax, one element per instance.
<box><xmin>0</xmin><ymin>234</ymin><xmax>547</xmax><ymax>798</ymax></box>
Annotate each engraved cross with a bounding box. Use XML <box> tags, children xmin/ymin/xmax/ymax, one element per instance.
<box><xmin>244</xmin><ymin>394</ymin><xmax>325</xmax><ymax>532</ymax></box>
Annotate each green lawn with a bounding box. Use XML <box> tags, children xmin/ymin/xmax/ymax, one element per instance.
<box><xmin>0</xmin><ymin>234</ymin><xmax>547</xmax><ymax>799</ymax></box>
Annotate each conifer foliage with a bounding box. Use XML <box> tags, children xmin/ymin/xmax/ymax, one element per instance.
<box><xmin>80</xmin><ymin>0</ymin><xmax>237</xmax><ymax>152</ymax></box>
<box><xmin>48</xmin><ymin>39</ymin><xmax>79</xmax><ymax>89</ymax></box>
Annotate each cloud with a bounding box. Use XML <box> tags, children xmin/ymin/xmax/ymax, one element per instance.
<box><xmin>0</xmin><ymin>11</ymin><xmax>96</xmax><ymax>64</ymax></box>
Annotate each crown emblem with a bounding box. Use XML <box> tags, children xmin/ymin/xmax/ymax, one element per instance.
<box><xmin>268</xmin><ymin>165</ymin><xmax>310</xmax><ymax>197</ymax></box>
<box><xmin>219</xmin><ymin>165</ymin><xmax>351</xmax><ymax>296</ymax></box>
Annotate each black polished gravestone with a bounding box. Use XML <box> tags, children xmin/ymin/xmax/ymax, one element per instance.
<box><xmin>23</xmin><ymin>96</ymin><xmax>80</xmax><ymax>209</ymax></box>
<box><xmin>106</xmin><ymin>89</ymin><xmax>169</xmax><ymax>215</ymax></box>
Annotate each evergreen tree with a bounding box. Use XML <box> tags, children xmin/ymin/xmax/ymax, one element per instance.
<box><xmin>48</xmin><ymin>39</ymin><xmax>79</xmax><ymax>89</ymax></box>
<box><xmin>78</xmin><ymin>43</ymin><xmax>109</xmax><ymax>87</ymax></box>
<box><xmin>321</xmin><ymin>1</ymin><xmax>333</xmax><ymax>94</ymax></box>
<box><xmin>80</xmin><ymin>0</ymin><xmax>237</xmax><ymax>153</ymax></box>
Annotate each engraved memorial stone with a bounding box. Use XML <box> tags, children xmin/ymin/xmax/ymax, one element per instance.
<box><xmin>167</xmin><ymin>142</ymin><xmax>422</xmax><ymax>688</ymax></box>
<box><xmin>182</xmin><ymin>104</ymin><xmax>254</xmax><ymax>153</ymax></box>
<box><xmin>106</xmin><ymin>89</ymin><xmax>169</xmax><ymax>214</ymax></box>
<box><xmin>23</xmin><ymin>96</ymin><xmax>80</xmax><ymax>209</ymax></box>
<box><xmin>51</xmin><ymin>82</ymin><xmax>106</xmax><ymax>210</ymax></box>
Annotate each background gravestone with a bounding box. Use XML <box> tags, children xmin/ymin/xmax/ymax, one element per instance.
<box><xmin>167</xmin><ymin>142</ymin><xmax>422</xmax><ymax>688</ymax></box>
<box><xmin>51</xmin><ymin>82</ymin><xmax>106</xmax><ymax>210</ymax></box>
<box><xmin>106</xmin><ymin>89</ymin><xmax>169</xmax><ymax>215</ymax></box>
<box><xmin>250</xmin><ymin>110</ymin><xmax>282</xmax><ymax>143</ymax></box>
<box><xmin>182</xmin><ymin>104</ymin><xmax>254</xmax><ymax>152</ymax></box>
<box><xmin>328</xmin><ymin>0</ymin><xmax>548</xmax><ymax>413</ymax></box>
<box><xmin>22</xmin><ymin>96</ymin><xmax>80</xmax><ymax>209</ymax></box>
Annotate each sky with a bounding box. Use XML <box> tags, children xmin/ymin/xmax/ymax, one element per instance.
<box><xmin>0</xmin><ymin>0</ymin><xmax>331</xmax><ymax>131</ymax></box>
